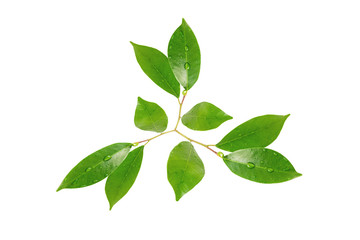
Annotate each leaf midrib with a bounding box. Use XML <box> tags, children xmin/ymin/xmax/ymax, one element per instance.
<box><xmin>182</xmin><ymin>23</ymin><xmax>189</xmax><ymax>89</ymax></box>
<box><xmin>224</xmin><ymin>158</ymin><xmax>295</xmax><ymax>175</ymax></box>
<box><xmin>143</xmin><ymin>103</ymin><xmax>162</xmax><ymax>132</ymax></box>
<box><xmin>141</xmin><ymin>52</ymin><xmax>178</xmax><ymax>97</ymax></box>
<box><xmin>178</xmin><ymin>144</ymin><xmax>193</xmax><ymax>186</ymax></box>
<box><xmin>65</xmin><ymin>147</ymin><xmax>129</xmax><ymax>187</ymax></box>
<box><xmin>218</xmin><ymin>123</ymin><xmax>276</xmax><ymax>147</ymax></box>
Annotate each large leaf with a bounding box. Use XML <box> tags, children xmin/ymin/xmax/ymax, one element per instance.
<box><xmin>131</xmin><ymin>42</ymin><xmax>180</xmax><ymax>98</ymax></box>
<box><xmin>223</xmin><ymin>148</ymin><xmax>301</xmax><ymax>183</ymax></box>
<box><xmin>105</xmin><ymin>146</ymin><xmax>144</xmax><ymax>210</ymax></box>
<box><xmin>57</xmin><ymin>143</ymin><xmax>132</xmax><ymax>191</ymax></box>
<box><xmin>216</xmin><ymin>114</ymin><xmax>290</xmax><ymax>152</ymax></box>
<box><xmin>134</xmin><ymin>97</ymin><xmax>168</xmax><ymax>133</ymax></box>
<box><xmin>181</xmin><ymin>102</ymin><xmax>232</xmax><ymax>131</ymax></box>
<box><xmin>167</xmin><ymin>141</ymin><xmax>205</xmax><ymax>201</ymax></box>
<box><xmin>168</xmin><ymin>18</ymin><xmax>201</xmax><ymax>90</ymax></box>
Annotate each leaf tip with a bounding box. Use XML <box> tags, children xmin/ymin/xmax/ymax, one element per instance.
<box><xmin>56</xmin><ymin>182</ymin><xmax>65</xmax><ymax>192</ymax></box>
<box><xmin>284</xmin><ymin>114</ymin><xmax>291</xmax><ymax>119</ymax></box>
<box><xmin>175</xmin><ymin>195</ymin><xmax>182</xmax><ymax>201</ymax></box>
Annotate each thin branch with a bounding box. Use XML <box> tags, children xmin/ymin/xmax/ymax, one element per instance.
<box><xmin>133</xmin><ymin>92</ymin><xmax>221</xmax><ymax>157</ymax></box>
<box><xmin>175</xmin><ymin>130</ymin><xmax>219</xmax><ymax>156</ymax></box>
<box><xmin>174</xmin><ymin>94</ymin><xmax>186</xmax><ymax>130</ymax></box>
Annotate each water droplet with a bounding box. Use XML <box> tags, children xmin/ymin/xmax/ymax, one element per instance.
<box><xmin>103</xmin><ymin>155</ymin><xmax>112</xmax><ymax>161</ymax></box>
<box><xmin>217</xmin><ymin>152</ymin><xmax>224</xmax><ymax>158</ymax></box>
<box><xmin>184</xmin><ymin>62</ymin><xmax>190</xmax><ymax>70</ymax></box>
<box><xmin>185</xmin><ymin>45</ymin><xmax>189</xmax><ymax>51</ymax></box>
<box><xmin>182</xmin><ymin>90</ymin><xmax>188</xmax><ymax>95</ymax></box>
<box><xmin>247</xmin><ymin>162</ymin><xmax>255</xmax><ymax>169</ymax></box>
<box><xmin>267</xmin><ymin>168</ymin><xmax>274</xmax><ymax>173</ymax></box>
<box><xmin>85</xmin><ymin>167</ymin><xmax>91</xmax><ymax>172</ymax></box>
<box><xmin>262</xmin><ymin>149</ymin><xmax>266</xmax><ymax>152</ymax></box>
<box><xmin>169</xmin><ymin>45</ymin><xmax>173</xmax><ymax>49</ymax></box>
<box><xmin>132</xmin><ymin>142</ymin><xmax>139</xmax><ymax>147</ymax></box>
<box><xmin>273</xmin><ymin>152</ymin><xmax>277</xmax><ymax>156</ymax></box>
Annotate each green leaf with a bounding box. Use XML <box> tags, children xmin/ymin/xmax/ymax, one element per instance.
<box><xmin>105</xmin><ymin>146</ymin><xmax>144</xmax><ymax>210</ymax></box>
<box><xmin>167</xmin><ymin>141</ymin><xmax>205</xmax><ymax>201</ymax></box>
<box><xmin>168</xmin><ymin>18</ymin><xmax>201</xmax><ymax>90</ymax></box>
<box><xmin>223</xmin><ymin>148</ymin><xmax>301</xmax><ymax>183</ymax></box>
<box><xmin>131</xmin><ymin>42</ymin><xmax>180</xmax><ymax>98</ymax></box>
<box><xmin>134</xmin><ymin>97</ymin><xmax>168</xmax><ymax>133</ymax></box>
<box><xmin>57</xmin><ymin>143</ymin><xmax>132</xmax><ymax>191</ymax></box>
<box><xmin>216</xmin><ymin>114</ymin><xmax>290</xmax><ymax>152</ymax></box>
<box><xmin>181</xmin><ymin>102</ymin><xmax>232</xmax><ymax>131</ymax></box>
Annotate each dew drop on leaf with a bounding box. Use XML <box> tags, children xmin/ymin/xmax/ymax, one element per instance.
<box><xmin>85</xmin><ymin>167</ymin><xmax>92</xmax><ymax>172</ymax></box>
<box><xmin>247</xmin><ymin>162</ymin><xmax>255</xmax><ymax>169</ymax></box>
<box><xmin>184</xmin><ymin>62</ymin><xmax>190</xmax><ymax>70</ymax></box>
<box><xmin>103</xmin><ymin>155</ymin><xmax>112</xmax><ymax>161</ymax></box>
<box><xmin>267</xmin><ymin>168</ymin><xmax>274</xmax><ymax>173</ymax></box>
<box><xmin>185</xmin><ymin>45</ymin><xmax>189</xmax><ymax>51</ymax></box>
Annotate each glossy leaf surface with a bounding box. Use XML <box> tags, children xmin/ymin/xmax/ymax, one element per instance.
<box><xmin>223</xmin><ymin>148</ymin><xmax>301</xmax><ymax>183</ymax></box>
<box><xmin>131</xmin><ymin>42</ymin><xmax>180</xmax><ymax>98</ymax></box>
<box><xmin>105</xmin><ymin>146</ymin><xmax>144</xmax><ymax>210</ymax></box>
<box><xmin>57</xmin><ymin>143</ymin><xmax>132</xmax><ymax>191</ymax></box>
<box><xmin>181</xmin><ymin>102</ymin><xmax>232</xmax><ymax>131</ymax></box>
<box><xmin>167</xmin><ymin>141</ymin><xmax>204</xmax><ymax>201</ymax></box>
<box><xmin>216</xmin><ymin>114</ymin><xmax>289</xmax><ymax>152</ymax></box>
<box><xmin>134</xmin><ymin>97</ymin><xmax>168</xmax><ymax>133</ymax></box>
<box><xmin>168</xmin><ymin>18</ymin><xmax>201</xmax><ymax>90</ymax></box>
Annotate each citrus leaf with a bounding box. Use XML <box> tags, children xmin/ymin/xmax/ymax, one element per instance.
<box><xmin>57</xmin><ymin>143</ymin><xmax>132</xmax><ymax>191</ymax></box>
<box><xmin>168</xmin><ymin>18</ymin><xmax>201</xmax><ymax>90</ymax></box>
<box><xmin>216</xmin><ymin>114</ymin><xmax>290</xmax><ymax>152</ymax></box>
<box><xmin>134</xmin><ymin>97</ymin><xmax>168</xmax><ymax>133</ymax></box>
<box><xmin>131</xmin><ymin>42</ymin><xmax>180</xmax><ymax>98</ymax></box>
<box><xmin>105</xmin><ymin>146</ymin><xmax>144</xmax><ymax>210</ymax></box>
<box><xmin>223</xmin><ymin>148</ymin><xmax>301</xmax><ymax>183</ymax></box>
<box><xmin>181</xmin><ymin>102</ymin><xmax>232</xmax><ymax>131</ymax></box>
<box><xmin>167</xmin><ymin>141</ymin><xmax>205</xmax><ymax>201</ymax></box>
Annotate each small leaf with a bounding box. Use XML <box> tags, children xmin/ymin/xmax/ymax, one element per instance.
<box><xmin>134</xmin><ymin>97</ymin><xmax>168</xmax><ymax>133</ymax></box>
<box><xmin>57</xmin><ymin>143</ymin><xmax>132</xmax><ymax>191</ymax></box>
<box><xmin>167</xmin><ymin>141</ymin><xmax>205</xmax><ymax>201</ymax></box>
<box><xmin>216</xmin><ymin>114</ymin><xmax>290</xmax><ymax>152</ymax></box>
<box><xmin>168</xmin><ymin>18</ymin><xmax>201</xmax><ymax>90</ymax></box>
<box><xmin>131</xmin><ymin>42</ymin><xmax>180</xmax><ymax>98</ymax></box>
<box><xmin>223</xmin><ymin>148</ymin><xmax>301</xmax><ymax>183</ymax></box>
<box><xmin>105</xmin><ymin>146</ymin><xmax>144</xmax><ymax>210</ymax></box>
<box><xmin>181</xmin><ymin>102</ymin><xmax>232</xmax><ymax>131</ymax></box>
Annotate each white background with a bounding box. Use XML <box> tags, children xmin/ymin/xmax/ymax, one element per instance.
<box><xmin>1</xmin><ymin>0</ymin><xmax>359</xmax><ymax>239</ymax></box>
